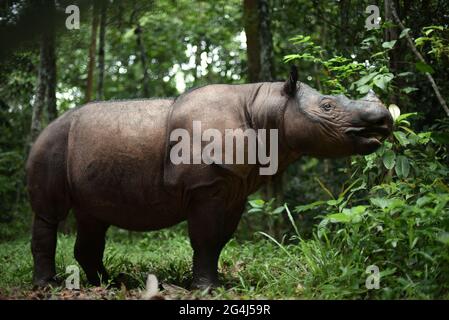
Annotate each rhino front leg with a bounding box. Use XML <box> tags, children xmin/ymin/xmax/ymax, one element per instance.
<box><xmin>188</xmin><ymin>200</ymin><xmax>244</xmax><ymax>290</ymax></box>
<box><xmin>74</xmin><ymin>214</ymin><xmax>109</xmax><ymax>286</ymax></box>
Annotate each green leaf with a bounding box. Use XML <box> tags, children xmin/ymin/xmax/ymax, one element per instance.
<box><xmin>422</xmin><ymin>26</ymin><xmax>444</xmax><ymax>35</ymax></box>
<box><xmin>397</xmin><ymin>71</ymin><xmax>413</xmax><ymax>77</ymax></box>
<box><xmin>373</xmin><ymin>73</ymin><xmax>394</xmax><ymax>91</ymax></box>
<box><xmin>295</xmin><ymin>200</ymin><xmax>326</xmax><ymax>213</ymax></box>
<box><xmin>393</xmin><ymin>131</ymin><xmax>410</xmax><ymax>146</ymax></box>
<box><xmin>350</xmin><ymin>205</ymin><xmax>366</xmax><ymax>215</ymax></box>
<box><xmin>399</xmin><ymin>28</ymin><xmax>410</xmax><ymax>39</ymax></box>
<box><xmin>272</xmin><ymin>206</ymin><xmax>285</xmax><ymax>214</ymax></box>
<box><xmin>396</xmin><ymin>112</ymin><xmax>417</xmax><ymax>123</ymax></box>
<box><xmin>437</xmin><ymin>232</ymin><xmax>449</xmax><ymax>245</ymax></box>
<box><xmin>382</xmin><ymin>40</ymin><xmax>397</xmax><ymax>49</ymax></box>
<box><xmin>327</xmin><ymin>206</ymin><xmax>366</xmax><ymax>224</ymax></box>
<box><xmin>249</xmin><ymin>199</ymin><xmax>265</xmax><ymax>208</ymax></box>
<box><xmin>382</xmin><ymin>149</ymin><xmax>396</xmax><ymax>170</ymax></box>
<box><xmin>423</xmin><ymin>25</ymin><xmax>444</xmax><ymax>31</ymax></box>
<box><xmin>354</xmin><ymin>72</ymin><xmax>378</xmax><ymax>87</ymax></box>
<box><xmin>326</xmin><ymin>213</ymin><xmax>351</xmax><ymax>223</ymax></box>
<box><xmin>327</xmin><ymin>197</ymin><xmax>344</xmax><ymax>207</ymax></box>
<box><xmin>283</xmin><ymin>54</ymin><xmax>300</xmax><ymax>62</ymax></box>
<box><xmin>416</xmin><ymin>196</ymin><xmax>431</xmax><ymax>207</ymax></box>
<box><xmin>401</xmin><ymin>87</ymin><xmax>418</xmax><ymax>94</ymax></box>
<box><xmin>371</xmin><ymin>197</ymin><xmax>405</xmax><ymax>210</ymax></box>
<box><xmin>415</xmin><ymin>61</ymin><xmax>434</xmax><ymax>74</ymax></box>
<box><xmin>415</xmin><ymin>37</ymin><xmax>430</xmax><ymax>47</ymax></box>
<box><xmin>395</xmin><ymin>155</ymin><xmax>410</xmax><ymax>178</ymax></box>
<box><xmin>356</xmin><ymin>84</ymin><xmax>372</xmax><ymax>94</ymax></box>
<box><xmin>370</xmin><ymin>197</ymin><xmax>390</xmax><ymax>209</ymax></box>
<box><xmin>399</xmin><ymin>126</ymin><xmax>417</xmax><ymax>136</ymax></box>
<box><xmin>248</xmin><ymin>208</ymin><xmax>262</xmax><ymax>214</ymax></box>
<box><xmin>380</xmin><ymin>268</ymin><xmax>397</xmax><ymax>277</ymax></box>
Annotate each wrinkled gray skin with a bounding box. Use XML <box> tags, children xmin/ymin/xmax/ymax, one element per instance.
<box><xmin>27</xmin><ymin>68</ymin><xmax>392</xmax><ymax>289</ymax></box>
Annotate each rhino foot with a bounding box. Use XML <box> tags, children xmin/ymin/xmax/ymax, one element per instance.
<box><xmin>33</xmin><ymin>276</ymin><xmax>62</xmax><ymax>290</ymax></box>
<box><xmin>191</xmin><ymin>277</ymin><xmax>220</xmax><ymax>292</ymax></box>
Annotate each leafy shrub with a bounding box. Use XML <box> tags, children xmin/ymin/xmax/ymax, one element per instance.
<box><xmin>263</xmin><ymin>108</ymin><xmax>449</xmax><ymax>299</ymax></box>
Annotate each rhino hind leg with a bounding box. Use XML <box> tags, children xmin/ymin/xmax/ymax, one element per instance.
<box><xmin>29</xmin><ymin>161</ymin><xmax>71</xmax><ymax>288</ymax></box>
<box><xmin>188</xmin><ymin>199</ymin><xmax>245</xmax><ymax>290</ymax></box>
<box><xmin>74</xmin><ymin>214</ymin><xmax>109</xmax><ymax>286</ymax></box>
<box><xmin>31</xmin><ymin>215</ymin><xmax>59</xmax><ymax>287</ymax></box>
<box><xmin>28</xmin><ymin>112</ymin><xmax>74</xmax><ymax>288</ymax></box>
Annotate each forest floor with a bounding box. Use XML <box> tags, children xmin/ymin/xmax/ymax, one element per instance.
<box><xmin>0</xmin><ymin>225</ymin><xmax>308</xmax><ymax>300</ymax></box>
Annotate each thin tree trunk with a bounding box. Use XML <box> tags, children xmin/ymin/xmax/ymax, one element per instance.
<box><xmin>338</xmin><ymin>0</ymin><xmax>350</xmax><ymax>53</ymax></box>
<box><xmin>258</xmin><ymin>0</ymin><xmax>274</xmax><ymax>81</ymax></box>
<box><xmin>243</xmin><ymin>0</ymin><xmax>261</xmax><ymax>82</ymax></box>
<box><xmin>30</xmin><ymin>35</ymin><xmax>49</xmax><ymax>145</ymax></box>
<box><xmin>86</xmin><ymin>4</ymin><xmax>99</xmax><ymax>102</ymax></box>
<box><xmin>258</xmin><ymin>0</ymin><xmax>277</xmax><ymax>203</ymax></box>
<box><xmin>135</xmin><ymin>24</ymin><xmax>150</xmax><ymax>97</ymax></box>
<box><xmin>243</xmin><ymin>0</ymin><xmax>278</xmax><ymax>202</ymax></box>
<box><xmin>96</xmin><ymin>0</ymin><xmax>107</xmax><ymax>100</ymax></box>
<box><xmin>389</xmin><ymin>2</ymin><xmax>449</xmax><ymax>116</ymax></box>
<box><xmin>193</xmin><ymin>39</ymin><xmax>202</xmax><ymax>83</ymax></box>
<box><xmin>46</xmin><ymin>27</ymin><xmax>57</xmax><ymax>122</ymax></box>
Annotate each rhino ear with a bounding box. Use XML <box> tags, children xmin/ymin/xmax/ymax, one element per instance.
<box><xmin>283</xmin><ymin>65</ymin><xmax>298</xmax><ymax>97</ymax></box>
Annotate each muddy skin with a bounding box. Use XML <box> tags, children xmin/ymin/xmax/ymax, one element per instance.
<box><xmin>27</xmin><ymin>67</ymin><xmax>392</xmax><ymax>290</ymax></box>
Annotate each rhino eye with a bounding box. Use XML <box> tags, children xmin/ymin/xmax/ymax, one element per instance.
<box><xmin>321</xmin><ymin>103</ymin><xmax>333</xmax><ymax>111</ymax></box>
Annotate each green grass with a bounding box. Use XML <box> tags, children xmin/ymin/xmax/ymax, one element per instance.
<box><xmin>0</xmin><ymin>223</ymin><xmax>329</xmax><ymax>300</ymax></box>
<box><xmin>0</xmin><ymin>225</ymin><xmax>304</xmax><ymax>299</ymax></box>
<box><xmin>1</xmin><ymin>215</ymin><xmax>449</xmax><ymax>300</ymax></box>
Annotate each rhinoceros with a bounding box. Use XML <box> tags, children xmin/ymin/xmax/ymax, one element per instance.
<box><xmin>27</xmin><ymin>66</ymin><xmax>392</xmax><ymax>289</ymax></box>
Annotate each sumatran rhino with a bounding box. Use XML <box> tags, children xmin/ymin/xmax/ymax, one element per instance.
<box><xmin>27</xmin><ymin>66</ymin><xmax>392</xmax><ymax>289</ymax></box>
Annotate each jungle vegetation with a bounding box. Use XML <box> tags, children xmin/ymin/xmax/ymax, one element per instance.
<box><xmin>0</xmin><ymin>0</ymin><xmax>448</xmax><ymax>299</ymax></box>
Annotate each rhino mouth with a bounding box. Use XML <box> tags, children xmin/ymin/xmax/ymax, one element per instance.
<box><xmin>346</xmin><ymin>126</ymin><xmax>390</xmax><ymax>141</ymax></box>
<box><xmin>345</xmin><ymin>126</ymin><xmax>390</xmax><ymax>154</ymax></box>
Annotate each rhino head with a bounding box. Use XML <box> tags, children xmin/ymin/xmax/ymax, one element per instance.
<box><xmin>282</xmin><ymin>66</ymin><xmax>393</xmax><ymax>157</ymax></box>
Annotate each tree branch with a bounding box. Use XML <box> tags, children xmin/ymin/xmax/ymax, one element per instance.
<box><xmin>389</xmin><ymin>2</ymin><xmax>449</xmax><ymax>116</ymax></box>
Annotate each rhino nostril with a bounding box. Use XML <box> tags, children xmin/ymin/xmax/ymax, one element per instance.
<box><xmin>372</xmin><ymin>117</ymin><xmax>386</xmax><ymax>126</ymax></box>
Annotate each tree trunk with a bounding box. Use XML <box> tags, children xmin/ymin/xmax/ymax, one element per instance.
<box><xmin>46</xmin><ymin>26</ymin><xmax>57</xmax><ymax>122</ymax></box>
<box><xmin>30</xmin><ymin>34</ymin><xmax>50</xmax><ymax>144</ymax></box>
<box><xmin>257</xmin><ymin>0</ymin><xmax>274</xmax><ymax>81</ymax></box>
<box><xmin>96</xmin><ymin>0</ymin><xmax>107</xmax><ymax>100</ymax></box>
<box><xmin>243</xmin><ymin>0</ymin><xmax>261</xmax><ymax>82</ymax></box>
<box><xmin>338</xmin><ymin>0</ymin><xmax>351</xmax><ymax>53</ymax></box>
<box><xmin>244</xmin><ymin>0</ymin><xmax>278</xmax><ymax>202</ymax></box>
<box><xmin>135</xmin><ymin>24</ymin><xmax>150</xmax><ymax>97</ymax></box>
<box><xmin>86</xmin><ymin>4</ymin><xmax>99</xmax><ymax>102</ymax></box>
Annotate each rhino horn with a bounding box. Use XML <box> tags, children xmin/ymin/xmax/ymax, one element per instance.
<box><xmin>363</xmin><ymin>89</ymin><xmax>382</xmax><ymax>103</ymax></box>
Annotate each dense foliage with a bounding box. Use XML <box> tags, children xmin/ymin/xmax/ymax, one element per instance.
<box><xmin>1</xmin><ymin>0</ymin><xmax>448</xmax><ymax>299</ymax></box>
